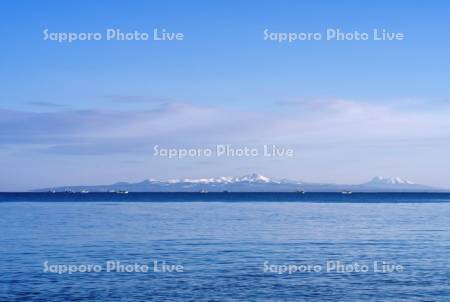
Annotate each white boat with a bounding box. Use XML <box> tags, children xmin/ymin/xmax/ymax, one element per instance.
<box><xmin>199</xmin><ymin>189</ymin><xmax>208</xmax><ymax>194</ymax></box>
<box><xmin>80</xmin><ymin>190</ymin><xmax>89</xmax><ymax>194</ymax></box>
<box><xmin>116</xmin><ymin>190</ymin><xmax>129</xmax><ymax>194</ymax></box>
<box><xmin>341</xmin><ymin>191</ymin><xmax>353</xmax><ymax>195</ymax></box>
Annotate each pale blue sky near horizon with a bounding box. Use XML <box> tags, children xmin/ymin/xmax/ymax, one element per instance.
<box><xmin>1</xmin><ymin>0</ymin><xmax>450</xmax><ymax>190</ymax></box>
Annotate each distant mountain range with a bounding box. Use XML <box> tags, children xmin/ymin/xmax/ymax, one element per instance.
<box><xmin>34</xmin><ymin>173</ymin><xmax>447</xmax><ymax>193</ymax></box>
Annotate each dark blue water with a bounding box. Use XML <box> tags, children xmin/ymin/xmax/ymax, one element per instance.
<box><xmin>2</xmin><ymin>192</ymin><xmax>450</xmax><ymax>203</ymax></box>
<box><xmin>1</xmin><ymin>193</ymin><xmax>450</xmax><ymax>301</ymax></box>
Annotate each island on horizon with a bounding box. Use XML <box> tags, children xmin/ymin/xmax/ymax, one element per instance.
<box><xmin>32</xmin><ymin>173</ymin><xmax>448</xmax><ymax>193</ymax></box>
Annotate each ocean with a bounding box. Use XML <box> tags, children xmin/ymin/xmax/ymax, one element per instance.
<box><xmin>1</xmin><ymin>193</ymin><xmax>450</xmax><ymax>301</ymax></box>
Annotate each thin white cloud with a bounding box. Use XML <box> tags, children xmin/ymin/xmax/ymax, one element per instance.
<box><xmin>1</xmin><ymin>99</ymin><xmax>450</xmax><ymax>155</ymax></box>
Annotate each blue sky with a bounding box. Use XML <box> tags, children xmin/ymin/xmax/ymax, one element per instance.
<box><xmin>1</xmin><ymin>0</ymin><xmax>450</xmax><ymax>190</ymax></box>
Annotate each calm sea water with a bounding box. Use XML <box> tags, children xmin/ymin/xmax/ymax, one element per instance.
<box><xmin>1</xmin><ymin>193</ymin><xmax>450</xmax><ymax>301</ymax></box>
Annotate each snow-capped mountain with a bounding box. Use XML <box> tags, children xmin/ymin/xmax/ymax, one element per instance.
<box><xmin>235</xmin><ymin>173</ymin><xmax>272</xmax><ymax>183</ymax></box>
<box><xmin>35</xmin><ymin>174</ymin><xmax>444</xmax><ymax>192</ymax></box>
<box><xmin>168</xmin><ymin>173</ymin><xmax>273</xmax><ymax>184</ymax></box>
<box><xmin>365</xmin><ymin>176</ymin><xmax>415</xmax><ymax>186</ymax></box>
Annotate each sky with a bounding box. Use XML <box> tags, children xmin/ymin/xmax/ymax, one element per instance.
<box><xmin>1</xmin><ymin>0</ymin><xmax>450</xmax><ymax>191</ymax></box>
